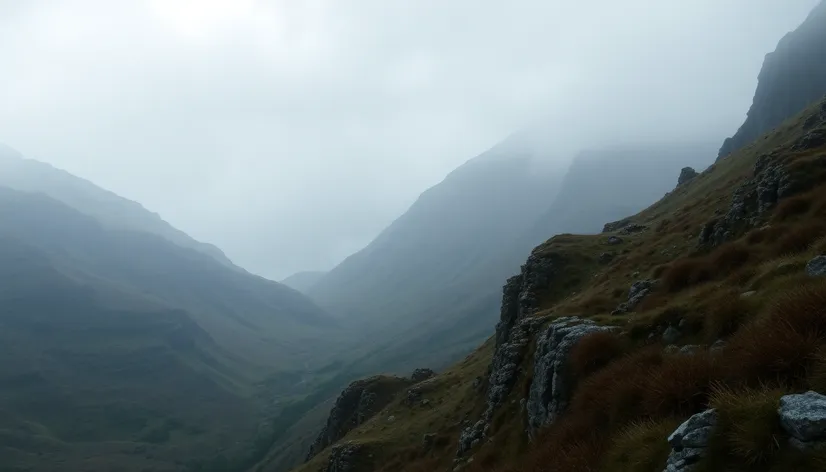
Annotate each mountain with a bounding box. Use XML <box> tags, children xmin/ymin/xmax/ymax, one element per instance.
<box><xmin>281</xmin><ymin>271</ymin><xmax>327</xmax><ymax>294</ymax></box>
<box><xmin>0</xmin><ymin>183</ymin><xmax>342</xmax><ymax>471</ymax></box>
<box><xmin>0</xmin><ymin>144</ymin><xmax>234</xmax><ymax>267</ymax></box>
<box><xmin>717</xmin><ymin>0</ymin><xmax>826</xmax><ymax>160</ymax></box>
<box><xmin>528</xmin><ymin>141</ymin><xmax>718</xmax><ymax>240</ymax></box>
<box><xmin>308</xmin><ymin>134</ymin><xmax>565</xmax><ymax>372</ymax></box>
<box><xmin>290</xmin><ymin>91</ymin><xmax>826</xmax><ymax>472</ymax></box>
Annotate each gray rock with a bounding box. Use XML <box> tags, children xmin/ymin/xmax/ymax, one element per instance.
<box><xmin>326</xmin><ymin>442</ymin><xmax>362</xmax><ymax>472</ymax></box>
<box><xmin>779</xmin><ymin>391</ymin><xmax>826</xmax><ymax>443</ymax></box>
<box><xmin>710</xmin><ymin>339</ymin><xmax>726</xmax><ymax>353</ymax></box>
<box><xmin>620</xmin><ymin>224</ymin><xmax>648</xmax><ymax>235</ymax></box>
<box><xmin>677</xmin><ymin>167</ymin><xmax>698</xmax><ymax>186</ymax></box>
<box><xmin>607</xmin><ymin>236</ymin><xmax>624</xmax><ymax>245</ymax></box>
<box><xmin>613</xmin><ymin>279</ymin><xmax>656</xmax><ymax>314</ymax></box>
<box><xmin>598</xmin><ymin>252</ymin><xmax>614</xmax><ymax>264</ymax></box>
<box><xmin>423</xmin><ymin>433</ymin><xmax>437</xmax><ymax>449</ymax></box>
<box><xmin>807</xmin><ymin>256</ymin><xmax>826</xmax><ymax>277</ymax></box>
<box><xmin>526</xmin><ymin>318</ymin><xmax>617</xmax><ymax>434</ymax></box>
<box><xmin>663</xmin><ymin>326</ymin><xmax>681</xmax><ymax>344</ymax></box>
<box><xmin>740</xmin><ymin>291</ymin><xmax>757</xmax><ymax>298</ymax></box>
<box><xmin>603</xmin><ymin>217</ymin><xmax>633</xmax><ymax>233</ymax></box>
<box><xmin>411</xmin><ymin>368</ymin><xmax>436</xmax><ymax>382</ymax></box>
<box><xmin>679</xmin><ymin>345</ymin><xmax>701</xmax><ymax>355</ymax></box>
<box><xmin>387</xmin><ymin>415</ymin><xmax>396</xmax><ymax>423</ymax></box>
<box><xmin>664</xmin><ymin>409</ymin><xmax>717</xmax><ymax>472</ymax></box>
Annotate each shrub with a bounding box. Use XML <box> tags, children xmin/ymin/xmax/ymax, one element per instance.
<box><xmin>643</xmin><ymin>352</ymin><xmax>716</xmax><ymax>417</ymax></box>
<box><xmin>708</xmin><ymin>385</ymin><xmax>784</xmax><ymax>465</ymax></box>
<box><xmin>568</xmin><ymin>331</ymin><xmax>627</xmax><ymax>379</ymax></box>
<box><xmin>773</xmin><ymin>195</ymin><xmax>812</xmax><ymax>221</ymax></box>
<box><xmin>603</xmin><ymin>419</ymin><xmax>679</xmax><ymax>472</ymax></box>
<box><xmin>703</xmin><ymin>294</ymin><xmax>757</xmax><ymax>342</ymax></box>
<box><xmin>772</xmin><ymin>222</ymin><xmax>826</xmax><ymax>255</ymax></box>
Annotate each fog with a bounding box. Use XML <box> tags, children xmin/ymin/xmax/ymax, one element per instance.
<box><xmin>0</xmin><ymin>0</ymin><xmax>819</xmax><ymax>279</ymax></box>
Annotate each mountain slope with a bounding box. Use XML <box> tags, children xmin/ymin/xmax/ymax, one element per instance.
<box><xmin>290</xmin><ymin>93</ymin><xmax>826</xmax><ymax>472</ymax></box>
<box><xmin>718</xmin><ymin>0</ymin><xmax>826</xmax><ymax>159</ymax></box>
<box><xmin>0</xmin><ymin>186</ymin><xmax>344</xmax><ymax>472</ymax></box>
<box><xmin>281</xmin><ymin>271</ymin><xmax>327</xmax><ymax>294</ymax></box>
<box><xmin>0</xmin><ymin>144</ymin><xmax>234</xmax><ymax>267</ymax></box>
<box><xmin>308</xmin><ymin>135</ymin><xmax>565</xmax><ymax>372</ymax></box>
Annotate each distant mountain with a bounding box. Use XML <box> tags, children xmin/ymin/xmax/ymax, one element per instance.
<box><xmin>718</xmin><ymin>0</ymin><xmax>826</xmax><ymax>160</ymax></box>
<box><xmin>0</xmin><ymin>144</ymin><xmax>234</xmax><ymax>267</ymax></box>
<box><xmin>308</xmin><ymin>134</ymin><xmax>565</xmax><ymax>371</ymax></box>
<box><xmin>281</xmin><ymin>271</ymin><xmax>327</xmax><ymax>294</ymax></box>
<box><xmin>529</xmin><ymin>141</ymin><xmax>719</xmax><ymax>240</ymax></box>
<box><xmin>0</xmin><ymin>185</ymin><xmax>341</xmax><ymax>471</ymax></box>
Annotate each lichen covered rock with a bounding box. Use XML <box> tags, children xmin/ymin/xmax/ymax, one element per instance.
<box><xmin>664</xmin><ymin>409</ymin><xmax>717</xmax><ymax>472</ymax></box>
<box><xmin>806</xmin><ymin>255</ymin><xmax>826</xmax><ymax>277</ymax></box>
<box><xmin>526</xmin><ymin>317</ymin><xmax>617</xmax><ymax>433</ymax></box>
<box><xmin>779</xmin><ymin>391</ymin><xmax>826</xmax><ymax>446</ymax></box>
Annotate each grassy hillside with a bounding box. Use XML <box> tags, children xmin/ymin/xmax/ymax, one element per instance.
<box><xmin>0</xmin><ymin>187</ymin><xmax>345</xmax><ymax>471</ymax></box>
<box><xmin>287</xmin><ymin>97</ymin><xmax>826</xmax><ymax>472</ymax></box>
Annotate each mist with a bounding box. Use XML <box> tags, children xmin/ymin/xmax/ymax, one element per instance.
<box><xmin>0</xmin><ymin>0</ymin><xmax>818</xmax><ymax>279</ymax></box>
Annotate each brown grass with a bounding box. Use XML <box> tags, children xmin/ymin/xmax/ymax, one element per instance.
<box><xmin>661</xmin><ymin>243</ymin><xmax>752</xmax><ymax>293</ymax></box>
<box><xmin>703</xmin><ymin>293</ymin><xmax>758</xmax><ymax>342</ymax></box>
<box><xmin>568</xmin><ymin>331</ymin><xmax>627</xmax><ymax>379</ymax></box>
<box><xmin>773</xmin><ymin>195</ymin><xmax>813</xmax><ymax>221</ymax></box>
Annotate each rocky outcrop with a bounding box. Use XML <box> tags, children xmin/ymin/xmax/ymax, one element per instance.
<box><xmin>325</xmin><ymin>442</ymin><xmax>364</xmax><ymax>472</ymax></box>
<box><xmin>677</xmin><ymin>167</ymin><xmax>698</xmax><ymax>186</ymax></box>
<box><xmin>411</xmin><ymin>368</ymin><xmax>435</xmax><ymax>382</ymax></box>
<box><xmin>458</xmin><ymin>315</ymin><xmax>549</xmax><ymax>456</ymax></box>
<box><xmin>698</xmin><ymin>153</ymin><xmax>800</xmax><ymax>247</ymax></box>
<box><xmin>717</xmin><ymin>1</ymin><xmax>826</xmax><ymax>160</ymax></box>
<box><xmin>526</xmin><ymin>317</ymin><xmax>617</xmax><ymax>434</ymax></box>
<box><xmin>779</xmin><ymin>391</ymin><xmax>826</xmax><ymax>448</ymax></box>
<box><xmin>307</xmin><ymin>376</ymin><xmax>410</xmax><ymax>460</ymax></box>
<box><xmin>612</xmin><ymin>280</ymin><xmax>656</xmax><ymax>315</ymax></box>
<box><xmin>603</xmin><ymin>217</ymin><xmax>633</xmax><ymax>233</ymax></box>
<box><xmin>664</xmin><ymin>409</ymin><xmax>718</xmax><ymax>472</ymax></box>
<box><xmin>458</xmin><ymin>251</ymin><xmax>565</xmax><ymax>456</ymax></box>
<box><xmin>807</xmin><ymin>256</ymin><xmax>826</xmax><ymax>277</ymax></box>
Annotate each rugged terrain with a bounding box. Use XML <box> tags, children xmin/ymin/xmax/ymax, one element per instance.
<box><xmin>288</xmin><ymin>91</ymin><xmax>826</xmax><ymax>472</ymax></box>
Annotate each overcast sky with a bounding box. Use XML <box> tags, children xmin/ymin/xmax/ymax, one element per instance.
<box><xmin>0</xmin><ymin>0</ymin><xmax>819</xmax><ymax>279</ymax></box>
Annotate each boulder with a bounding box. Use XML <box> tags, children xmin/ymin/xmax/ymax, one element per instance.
<box><xmin>526</xmin><ymin>318</ymin><xmax>617</xmax><ymax>433</ymax></box>
<box><xmin>677</xmin><ymin>167</ymin><xmax>698</xmax><ymax>186</ymax></box>
<box><xmin>779</xmin><ymin>391</ymin><xmax>826</xmax><ymax>444</ymax></box>
<box><xmin>612</xmin><ymin>279</ymin><xmax>656</xmax><ymax>315</ymax></box>
<box><xmin>664</xmin><ymin>409</ymin><xmax>717</xmax><ymax>472</ymax></box>
<box><xmin>607</xmin><ymin>236</ymin><xmax>624</xmax><ymax>245</ymax></box>
<box><xmin>326</xmin><ymin>442</ymin><xmax>362</xmax><ymax>472</ymax></box>
<box><xmin>806</xmin><ymin>256</ymin><xmax>826</xmax><ymax>277</ymax></box>
<box><xmin>411</xmin><ymin>368</ymin><xmax>436</xmax><ymax>382</ymax></box>
<box><xmin>662</xmin><ymin>326</ymin><xmax>681</xmax><ymax>345</ymax></box>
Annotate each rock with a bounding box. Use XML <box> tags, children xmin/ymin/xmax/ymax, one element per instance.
<box><xmin>607</xmin><ymin>236</ymin><xmax>624</xmax><ymax>245</ymax></box>
<box><xmin>710</xmin><ymin>339</ymin><xmax>726</xmax><ymax>353</ymax></box>
<box><xmin>740</xmin><ymin>291</ymin><xmax>757</xmax><ymax>298</ymax></box>
<box><xmin>779</xmin><ymin>391</ymin><xmax>826</xmax><ymax>444</ymax></box>
<box><xmin>423</xmin><ymin>433</ymin><xmax>437</xmax><ymax>450</ymax></box>
<box><xmin>663</xmin><ymin>326</ymin><xmax>681</xmax><ymax>345</ymax></box>
<box><xmin>699</xmin><ymin>153</ymin><xmax>802</xmax><ymax>247</ymax></box>
<box><xmin>677</xmin><ymin>167</ymin><xmax>698</xmax><ymax>186</ymax></box>
<box><xmin>387</xmin><ymin>415</ymin><xmax>396</xmax><ymax>423</ymax></box>
<box><xmin>421</xmin><ymin>399</ymin><xmax>431</xmax><ymax>407</ymax></box>
<box><xmin>664</xmin><ymin>344</ymin><xmax>680</xmax><ymax>354</ymax></box>
<box><xmin>664</xmin><ymin>409</ymin><xmax>717</xmax><ymax>472</ymax></box>
<box><xmin>598</xmin><ymin>252</ymin><xmax>614</xmax><ymax>264</ymax></box>
<box><xmin>325</xmin><ymin>442</ymin><xmax>362</xmax><ymax>472</ymax></box>
<box><xmin>620</xmin><ymin>224</ymin><xmax>648</xmax><ymax>235</ymax></box>
<box><xmin>603</xmin><ymin>217</ymin><xmax>633</xmax><ymax>233</ymax></box>
<box><xmin>526</xmin><ymin>317</ymin><xmax>617</xmax><ymax>434</ymax></box>
<box><xmin>793</xmin><ymin>128</ymin><xmax>826</xmax><ymax>152</ymax></box>
<box><xmin>613</xmin><ymin>279</ymin><xmax>656</xmax><ymax>315</ymax></box>
<box><xmin>411</xmin><ymin>368</ymin><xmax>436</xmax><ymax>382</ymax></box>
<box><xmin>471</xmin><ymin>376</ymin><xmax>483</xmax><ymax>390</ymax></box>
<box><xmin>679</xmin><ymin>345</ymin><xmax>701</xmax><ymax>355</ymax></box>
<box><xmin>807</xmin><ymin>256</ymin><xmax>826</xmax><ymax>277</ymax></box>
<box><xmin>307</xmin><ymin>375</ymin><xmax>409</xmax><ymax>461</ymax></box>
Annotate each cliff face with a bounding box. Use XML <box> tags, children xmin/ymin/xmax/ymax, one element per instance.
<box><xmin>718</xmin><ymin>0</ymin><xmax>826</xmax><ymax>160</ymax></box>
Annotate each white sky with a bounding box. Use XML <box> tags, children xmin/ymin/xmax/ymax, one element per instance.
<box><xmin>0</xmin><ymin>0</ymin><xmax>819</xmax><ymax>279</ymax></box>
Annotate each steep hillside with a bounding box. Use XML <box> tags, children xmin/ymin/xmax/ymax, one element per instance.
<box><xmin>718</xmin><ymin>0</ymin><xmax>826</xmax><ymax>160</ymax></box>
<box><xmin>281</xmin><ymin>271</ymin><xmax>327</xmax><ymax>294</ymax></box>
<box><xmin>528</xmin><ymin>142</ymin><xmax>717</xmax><ymax>239</ymax></box>
<box><xmin>0</xmin><ymin>144</ymin><xmax>234</xmax><ymax>267</ymax></box>
<box><xmin>309</xmin><ymin>135</ymin><xmax>565</xmax><ymax>372</ymax></box>
<box><xmin>288</xmin><ymin>98</ymin><xmax>826</xmax><ymax>472</ymax></box>
<box><xmin>0</xmin><ymin>187</ymin><xmax>342</xmax><ymax>471</ymax></box>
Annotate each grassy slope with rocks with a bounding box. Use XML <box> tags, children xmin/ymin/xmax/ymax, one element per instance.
<box><xmin>287</xmin><ymin>98</ymin><xmax>826</xmax><ymax>472</ymax></box>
